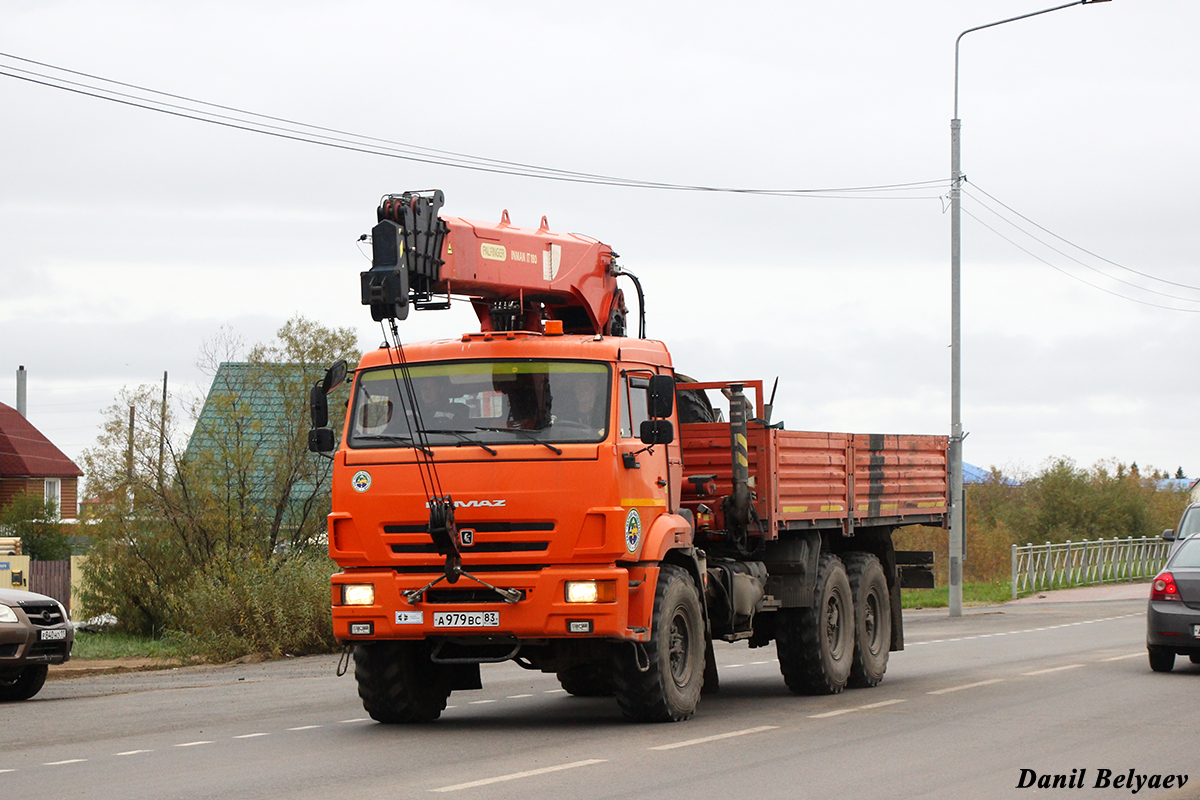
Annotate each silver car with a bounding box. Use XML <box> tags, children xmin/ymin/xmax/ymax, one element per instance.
<box><xmin>1147</xmin><ymin>533</ymin><xmax>1200</xmax><ymax>672</ymax></box>
<box><xmin>0</xmin><ymin>587</ymin><xmax>74</xmax><ymax>700</ymax></box>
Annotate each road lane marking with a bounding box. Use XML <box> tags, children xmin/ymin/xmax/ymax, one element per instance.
<box><xmin>45</xmin><ymin>759</ymin><xmax>87</xmax><ymax>765</ymax></box>
<box><xmin>907</xmin><ymin>613</ymin><xmax>1141</xmax><ymax>647</ymax></box>
<box><xmin>859</xmin><ymin>699</ymin><xmax>907</xmax><ymax>709</ymax></box>
<box><xmin>431</xmin><ymin>759</ymin><xmax>608</xmax><ymax>792</ymax></box>
<box><xmin>116</xmin><ymin>750</ymin><xmax>153</xmax><ymax>756</ymax></box>
<box><xmin>809</xmin><ymin>709</ymin><xmax>856</xmax><ymax>719</ymax></box>
<box><xmin>725</xmin><ymin>664</ymin><xmax>745</xmax><ymax>668</ymax></box>
<box><xmin>0</xmin><ymin>769</ymin><xmax>15</xmax><ymax>773</ymax></box>
<box><xmin>928</xmin><ymin>678</ymin><xmax>1005</xmax><ymax>695</ymax></box>
<box><xmin>650</xmin><ymin>726</ymin><xmax>779</xmax><ymax>750</ymax></box>
<box><xmin>469</xmin><ymin>699</ymin><xmax>498</xmax><ymax>705</ymax></box>
<box><xmin>288</xmin><ymin>725</ymin><xmax>321</xmax><ymax>730</ymax></box>
<box><xmin>175</xmin><ymin>741</ymin><xmax>212</xmax><ymax>748</ymax></box>
<box><xmin>750</xmin><ymin>660</ymin><xmax>772</xmax><ymax>665</ymax></box>
<box><xmin>543</xmin><ymin>688</ymin><xmax>567</xmax><ymax>694</ymax></box>
<box><xmin>340</xmin><ymin>718</ymin><xmax>369</xmax><ymax>723</ymax></box>
<box><xmin>1022</xmin><ymin>664</ymin><xmax>1084</xmax><ymax>676</ymax></box>
<box><xmin>1102</xmin><ymin>652</ymin><xmax>1144</xmax><ymax>661</ymax></box>
<box><xmin>233</xmin><ymin>733</ymin><xmax>270</xmax><ymax>739</ymax></box>
<box><xmin>506</xmin><ymin>694</ymin><xmax>533</xmax><ymax>699</ymax></box>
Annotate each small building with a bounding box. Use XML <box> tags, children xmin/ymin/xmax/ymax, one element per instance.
<box><xmin>0</xmin><ymin>402</ymin><xmax>83</xmax><ymax>519</ymax></box>
<box><xmin>1192</xmin><ymin>478</ymin><xmax>1200</xmax><ymax>505</ymax></box>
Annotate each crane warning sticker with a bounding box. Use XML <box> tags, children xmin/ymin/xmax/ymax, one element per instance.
<box><xmin>352</xmin><ymin>471</ymin><xmax>372</xmax><ymax>493</ymax></box>
<box><xmin>543</xmin><ymin>243</ymin><xmax>561</xmax><ymax>281</ymax></box>
<box><xmin>624</xmin><ymin>508</ymin><xmax>642</xmax><ymax>553</ymax></box>
<box><xmin>481</xmin><ymin>243</ymin><xmax>507</xmax><ymax>261</ymax></box>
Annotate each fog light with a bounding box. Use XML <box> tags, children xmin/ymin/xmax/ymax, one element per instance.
<box><xmin>342</xmin><ymin>584</ymin><xmax>375</xmax><ymax>606</ymax></box>
<box><xmin>565</xmin><ymin>580</ymin><xmax>616</xmax><ymax>603</ymax></box>
<box><xmin>349</xmin><ymin>622</ymin><xmax>373</xmax><ymax>636</ymax></box>
<box><xmin>568</xmin><ymin>620</ymin><xmax>593</xmax><ymax>634</ymax></box>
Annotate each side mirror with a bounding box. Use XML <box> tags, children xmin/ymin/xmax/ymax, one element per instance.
<box><xmin>310</xmin><ymin>381</ymin><xmax>329</xmax><ymax>429</ymax></box>
<box><xmin>322</xmin><ymin>360</ymin><xmax>348</xmax><ymax>394</ymax></box>
<box><xmin>640</xmin><ymin>419</ymin><xmax>674</xmax><ymax>445</ymax></box>
<box><xmin>1162</xmin><ymin>529</ymin><xmax>1176</xmax><ymax>542</ymax></box>
<box><xmin>308</xmin><ymin>428</ymin><xmax>335</xmax><ymax>454</ymax></box>
<box><xmin>647</xmin><ymin>374</ymin><xmax>675</xmax><ymax>419</ymax></box>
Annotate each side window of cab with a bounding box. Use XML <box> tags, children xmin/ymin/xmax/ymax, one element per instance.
<box><xmin>619</xmin><ymin>375</ymin><xmax>650</xmax><ymax>439</ymax></box>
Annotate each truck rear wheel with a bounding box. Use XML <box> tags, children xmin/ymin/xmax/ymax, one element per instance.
<box><xmin>777</xmin><ymin>553</ymin><xmax>853</xmax><ymax>695</ymax></box>
<box><xmin>844</xmin><ymin>552</ymin><xmax>891</xmax><ymax>688</ymax></box>
<box><xmin>0</xmin><ymin>664</ymin><xmax>48</xmax><ymax>702</ymax></box>
<box><xmin>557</xmin><ymin>662</ymin><xmax>615</xmax><ymax>697</ymax></box>
<box><xmin>354</xmin><ymin>641</ymin><xmax>451</xmax><ymax>723</ymax></box>
<box><xmin>612</xmin><ymin>564</ymin><xmax>705</xmax><ymax>722</ymax></box>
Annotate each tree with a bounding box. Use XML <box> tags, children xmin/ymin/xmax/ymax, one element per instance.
<box><xmin>77</xmin><ymin>315</ymin><xmax>359</xmax><ymax>639</ymax></box>
<box><xmin>0</xmin><ymin>494</ymin><xmax>70</xmax><ymax>561</ymax></box>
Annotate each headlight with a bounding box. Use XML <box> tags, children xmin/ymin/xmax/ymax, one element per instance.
<box><xmin>342</xmin><ymin>584</ymin><xmax>375</xmax><ymax>606</ymax></box>
<box><xmin>0</xmin><ymin>605</ymin><xmax>18</xmax><ymax>623</ymax></box>
<box><xmin>565</xmin><ymin>580</ymin><xmax>616</xmax><ymax>603</ymax></box>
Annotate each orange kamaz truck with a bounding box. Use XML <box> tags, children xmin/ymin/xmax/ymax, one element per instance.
<box><xmin>309</xmin><ymin>190</ymin><xmax>947</xmax><ymax>723</ymax></box>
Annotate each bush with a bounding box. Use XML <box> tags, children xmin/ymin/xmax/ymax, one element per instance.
<box><xmin>170</xmin><ymin>552</ymin><xmax>338</xmax><ymax>662</ymax></box>
<box><xmin>894</xmin><ymin>458</ymin><xmax>1191</xmax><ymax>586</ymax></box>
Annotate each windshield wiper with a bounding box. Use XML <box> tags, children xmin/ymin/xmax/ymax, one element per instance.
<box><xmin>353</xmin><ymin>434</ymin><xmax>433</xmax><ymax>456</ymax></box>
<box><xmin>474</xmin><ymin>426</ymin><xmax>563</xmax><ymax>455</ymax></box>
<box><xmin>416</xmin><ymin>429</ymin><xmax>498</xmax><ymax>456</ymax></box>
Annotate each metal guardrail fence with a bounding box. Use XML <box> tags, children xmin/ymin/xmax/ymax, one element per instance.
<box><xmin>1011</xmin><ymin>536</ymin><xmax>1171</xmax><ymax>599</ymax></box>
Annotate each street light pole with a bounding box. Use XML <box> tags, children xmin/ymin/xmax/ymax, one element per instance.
<box><xmin>948</xmin><ymin>0</ymin><xmax>1111</xmax><ymax>618</ymax></box>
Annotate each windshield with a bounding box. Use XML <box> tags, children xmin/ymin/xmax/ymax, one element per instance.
<box><xmin>1179</xmin><ymin>506</ymin><xmax>1200</xmax><ymax>539</ymax></box>
<box><xmin>348</xmin><ymin>360</ymin><xmax>611</xmax><ymax>449</ymax></box>
<box><xmin>1169</xmin><ymin>537</ymin><xmax>1200</xmax><ymax>569</ymax></box>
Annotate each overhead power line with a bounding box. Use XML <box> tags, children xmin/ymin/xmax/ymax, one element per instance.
<box><xmin>967</xmin><ymin>183</ymin><xmax>1200</xmax><ymax>293</ymax></box>
<box><xmin>0</xmin><ymin>50</ymin><xmax>947</xmax><ymax>199</ymax></box>
<box><xmin>960</xmin><ymin>202</ymin><xmax>1200</xmax><ymax>313</ymax></box>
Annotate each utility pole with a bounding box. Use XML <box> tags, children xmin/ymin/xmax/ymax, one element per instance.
<box><xmin>948</xmin><ymin>0</ymin><xmax>1111</xmax><ymax>617</ymax></box>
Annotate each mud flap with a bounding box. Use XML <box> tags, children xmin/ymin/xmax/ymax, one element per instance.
<box><xmin>701</xmin><ymin>632</ymin><xmax>720</xmax><ymax>694</ymax></box>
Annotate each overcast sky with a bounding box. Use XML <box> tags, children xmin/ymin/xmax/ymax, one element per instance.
<box><xmin>2</xmin><ymin>0</ymin><xmax>1197</xmax><ymax>490</ymax></box>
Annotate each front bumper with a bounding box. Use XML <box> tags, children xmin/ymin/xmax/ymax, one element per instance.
<box><xmin>0</xmin><ymin>623</ymin><xmax>73</xmax><ymax>668</ymax></box>
<box><xmin>1146</xmin><ymin>600</ymin><xmax>1200</xmax><ymax>653</ymax></box>
<box><xmin>332</xmin><ymin>564</ymin><xmax>657</xmax><ymax>643</ymax></box>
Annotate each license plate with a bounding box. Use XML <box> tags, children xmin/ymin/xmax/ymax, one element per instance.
<box><xmin>433</xmin><ymin>611</ymin><xmax>500</xmax><ymax>628</ymax></box>
<box><xmin>1193</xmin><ymin>625</ymin><xmax>1200</xmax><ymax>638</ymax></box>
<box><xmin>40</xmin><ymin>629</ymin><xmax>67</xmax><ymax>641</ymax></box>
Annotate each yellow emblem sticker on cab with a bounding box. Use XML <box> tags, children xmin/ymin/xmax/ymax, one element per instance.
<box><xmin>624</xmin><ymin>507</ymin><xmax>642</xmax><ymax>553</ymax></box>
<box><xmin>352</xmin><ymin>471</ymin><xmax>372</xmax><ymax>493</ymax></box>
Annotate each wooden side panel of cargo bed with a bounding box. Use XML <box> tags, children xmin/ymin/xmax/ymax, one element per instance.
<box><xmin>771</xmin><ymin>430</ymin><xmax>854</xmax><ymax>527</ymax></box>
<box><xmin>850</xmin><ymin>433</ymin><xmax>948</xmax><ymax>520</ymax></box>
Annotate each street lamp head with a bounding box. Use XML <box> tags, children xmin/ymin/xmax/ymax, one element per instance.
<box><xmin>1082</xmin><ymin>0</ymin><xmax>1113</xmax><ymax>4</ymax></box>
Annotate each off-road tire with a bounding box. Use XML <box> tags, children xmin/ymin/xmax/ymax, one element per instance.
<box><xmin>777</xmin><ymin>553</ymin><xmax>853</xmax><ymax>695</ymax></box>
<box><xmin>0</xmin><ymin>664</ymin><xmax>48</xmax><ymax>702</ymax></box>
<box><xmin>612</xmin><ymin>564</ymin><xmax>705</xmax><ymax>722</ymax></box>
<box><xmin>1148</xmin><ymin>647</ymin><xmax>1175</xmax><ymax>673</ymax></box>
<box><xmin>354</xmin><ymin>641</ymin><xmax>451</xmax><ymax>723</ymax></box>
<box><xmin>844</xmin><ymin>552</ymin><xmax>891</xmax><ymax>688</ymax></box>
<box><xmin>557</xmin><ymin>662</ymin><xmax>615</xmax><ymax>697</ymax></box>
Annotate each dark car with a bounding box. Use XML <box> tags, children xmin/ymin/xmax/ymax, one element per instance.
<box><xmin>0</xmin><ymin>587</ymin><xmax>74</xmax><ymax>700</ymax></box>
<box><xmin>1147</xmin><ymin>533</ymin><xmax>1200</xmax><ymax>672</ymax></box>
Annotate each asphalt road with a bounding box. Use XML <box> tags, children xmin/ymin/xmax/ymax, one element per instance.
<box><xmin>3</xmin><ymin>593</ymin><xmax>1196</xmax><ymax>800</ymax></box>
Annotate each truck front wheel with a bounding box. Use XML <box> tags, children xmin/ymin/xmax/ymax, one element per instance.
<box><xmin>354</xmin><ymin>641</ymin><xmax>451</xmax><ymax>723</ymax></box>
<box><xmin>613</xmin><ymin>564</ymin><xmax>705</xmax><ymax>722</ymax></box>
<box><xmin>844</xmin><ymin>552</ymin><xmax>891</xmax><ymax>688</ymax></box>
<box><xmin>777</xmin><ymin>553</ymin><xmax>853</xmax><ymax>695</ymax></box>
